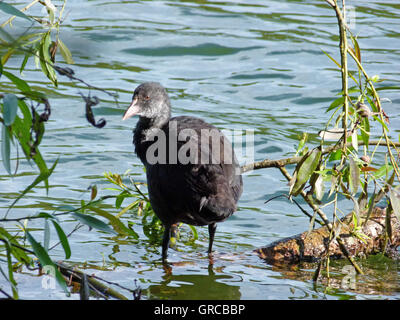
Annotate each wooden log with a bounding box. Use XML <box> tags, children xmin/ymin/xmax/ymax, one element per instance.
<box><xmin>255</xmin><ymin>207</ymin><xmax>400</xmax><ymax>264</ymax></box>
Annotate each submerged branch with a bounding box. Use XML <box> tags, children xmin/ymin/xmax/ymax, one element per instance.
<box><xmin>55</xmin><ymin>262</ymin><xmax>131</xmax><ymax>300</ymax></box>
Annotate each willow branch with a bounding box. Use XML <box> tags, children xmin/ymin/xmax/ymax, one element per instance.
<box><xmin>347</xmin><ymin>48</ymin><xmax>400</xmax><ymax>182</ymax></box>
<box><xmin>335</xmin><ymin>0</ymin><xmax>349</xmax><ymax>150</ymax></box>
<box><xmin>241</xmin><ymin>140</ymin><xmax>400</xmax><ymax>173</ymax></box>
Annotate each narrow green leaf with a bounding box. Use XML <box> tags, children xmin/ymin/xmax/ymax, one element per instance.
<box><xmin>291</xmin><ymin>149</ymin><xmax>322</xmax><ymax>196</ymax></box>
<box><xmin>376</xmin><ymin>86</ymin><xmax>400</xmax><ymax>91</ymax></box>
<box><xmin>326</xmin><ymin>96</ymin><xmax>344</xmax><ymax>113</ymax></box>
<box><xmin>90</xmin><ymin>184</ymin><xmax>97</xmax><ymax>201</ymax></box>
<box><xmin>349</xmin><ymin>157</ymin><xmax>360</xmax><ymax>195</ymax></box>
<box><xmin>20</xmin><ymin>52</ymin><xmax>30</xmax><ymax>74</ymax></box>
<box><xmin>70</xmin><ymin>211</ymin><xmax>117</xmax><ymax>235</ymax></box>
<box><xmin>336</xmin><ymin>87</ymin><xmax>360</xmax><ymax>95</ymax></box>
<box><xmin>372</xmin><ymin>115</ymin><xmax>389</xmax><ymax>132</ymax></box>
<box><xmin>319</xmin><ymin>128</ymin><xmax>348</xmax><ymax>141</ymax></box>
<box><xmin>36</xmin><ymin>211</ymin><xmax>59</xmax><ymax>221</ymax></box>
<box><xmin>365</xmin><ymin>95</ymin><xmax>378</xmax><ymax>113</ymax></box>
<box><xmin>372</xmin><ymin>163</ymin><xmax>393</xmax><ymax>180</ymax></box>
<box><xmin>4</xmin><ymin>241</ymin><xmax>19</xmax><ymax>299</ymax></box>
<box><xmin>351</xmin><ymin>129</ymin><xmax>358</xmax><ymax>152</ymax></box>
<box><xmin>295</xmin><ymin>132</ymin><xmax>308</xmax><ymax>156</ymax></box>
<box><xmin>39</xmin><ymin>33</ymin><xmax>58</xmax><ymax>86</ymax></box>
<box><xmin>0</xmin><ymin>227</ymin><xmax>31</xmax><ymax>264</ymax></box>
<box><xmin>26</xmin><ymin>232</ymin><xmax>70</xmax><ymax>296</ymax></box>
<box><xmin>115</xmin><ymin>195</ymin><xmax>124</xmax><ymax>209</ymax></box>
<box><xmin>117</xmin><ymin>201</ymin><xmax>139</xmax><ymax>218</ymax></box>
<box><xmin>386</xmin><ymin>203</ymin><xmax>393</xmax><ymax>241</ymax></box>
<box><xmin>350</xmin><ymin>34</ymin><xmax>361</xmax><ymax>63</ymax></box>
<box><xmin>43</xmin><ymin>0</ymin><xmax>56</xmax><ymax>24</ymax></box>
<box><xmin>321</xmin><ymin>48</ymin><xmax>341</xmax><ymax>69</ymax></box>
<box><xmin>51</xmin><ymin>220</ymin><xmax>71</xmax><ymax>259</ymax></box>
<box><xmin>364</xmin><ymin>189</ymin><xmax>376</xmax><ymax>224</ymax></box>
<box><xmin>57</xmin><ymin>39</ymin><xmax>74</xmax><ymax>64</ymax></box>
<box><xmin>350</xmin><ymin>195</ymin><xmax>360</xmax><ymax>222</ymax></box>
<box><xmin>389</xmin><ymin>186</ymin><xmax>400</xmax><ymax>223</ymax></box>
<box><xmin>188</xmin><ymin>225</ymin><xmax>198</xmax><ymax>241</ymax></box>
<box><xmin>17</xmin><ymin>98</ymin><xmax>32</xmax><ymax>124</ymax></box>
<box><xmin>328</xmin><ymin>173</ymin><xmax>338</xmax><ymax>198</ymax></box>
<box><xmin>1</xmin><ymin>124</ymin><xmax>11</xmax><ymax>175</ymax></box>
<box><xmin>56</xmin><ymin>205</ymin><xmax>77</xmax><ymax>212</ymax></box>
<box><xmin>43</xmin><ymin>219</ymin><xmax>50</xmax><ymax>252</ymax></box>
<box><xmin>36</xmin><ymin>213</ymin><xmax>70</xmax><ymax>259</ymax></box>
<box><xmin>3</xmin><ymin>93</ymin><xmax>19</xmax><ymax>126</ymax></box>
<box><xmin>0</xmin><ymin>2</ymin><xmax>32</xmax><ymax>21</ymax></box>
<box><xmin>314</xmin><ymin>174</ymin><xmax>325</xmax><ymax>201</ymax></box>
<box><xmin>87</xmin><ymin>206</ymin><xmax>138</xmax><ymax>238</ymax></box>
<box><xmin>288</xmin><ymin>170</ymin><xmax>297</xmax><ymax>195</ymax></box>
<box><xmin>1</xmin><ymin>70</ymin><xmax>31</xmax><ymax>92</ymax></box>
<box><xmin>360</xmin><ymin>118</ymin><xmax>370</xmax><ymax>147</ymax></box>
<box><xmin>328</xmin><ymin>149</ymin><xmax>342</xmax><ymax>162</ymax></box>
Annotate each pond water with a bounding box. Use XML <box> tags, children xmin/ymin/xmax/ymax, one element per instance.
<box><xmin>1</xmin><ymin>0</ymin><xmax>400</xmax><ymax>300</ymax></box>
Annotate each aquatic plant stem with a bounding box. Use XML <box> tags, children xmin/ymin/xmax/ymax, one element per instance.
<box><xmin>334</xmin><ymin>0</ymin><xmax>349</xmax><ymax>151</ymax></box>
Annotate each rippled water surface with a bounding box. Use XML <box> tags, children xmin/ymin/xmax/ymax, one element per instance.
<box><xmin>1</xmin><ymin>0</ymin><xmax>400</xmax><ymax>299</ymax></box>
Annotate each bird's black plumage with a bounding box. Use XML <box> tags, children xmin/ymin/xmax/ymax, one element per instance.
<box><xmin>123</xmin><ymin>82</ymin><xmax>243</xmax><ymax>260</ymax></box>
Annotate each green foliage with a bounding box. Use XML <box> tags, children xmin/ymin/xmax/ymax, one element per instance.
<box><xmin>0</xmin><ymin>1</ymin><xmax>123</xmax><ymax>299</ymax></box>
<box><xmin>287</xmin><ymin>9</ymin><xmax>400</xmax><ymax>254</ymax></box>
<box><xmin>104</xmin><ymin>171</ymin><xmax>162</xmax><ymax>243</ymax></box>
<box><xmin>103</xmin><ymin>171</ymin><xmax>198</xmax><ymax>246</ymax></box>
<box><xmin>25</xmin><ymin>231</ymin><xmax>70</xmax><ymax>296</ymax></box>
<box><xmin>0</xmin><ymin>2</ymin><xmax>32</xmax><ymax>22</ymax></box>
<box><xmin>290</xmin><ymin>148</ymin><xmax>322</xmax><ymax>197</ymax></box>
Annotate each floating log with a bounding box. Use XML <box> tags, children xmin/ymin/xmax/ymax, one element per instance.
<box><xmin>255</xmin><ymin>207</ymin><xmax>400</xmax><ymax>264</ymax></box>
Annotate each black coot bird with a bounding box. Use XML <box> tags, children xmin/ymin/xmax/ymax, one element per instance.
<box><xmin>123</xmin><ymin>82</ymin><xmax>243</xmax><ymax>260</ymax></box>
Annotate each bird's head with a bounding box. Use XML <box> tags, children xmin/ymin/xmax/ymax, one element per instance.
<box><xmin>122</xmin><ymin>82</ymin><xmax>171</xmax><ymax>123</ymax></box>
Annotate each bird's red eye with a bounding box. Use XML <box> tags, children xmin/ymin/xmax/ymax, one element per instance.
<box><xmin>145</xmin><ymin>95</ymin><xmax>150</xmax><ymax>100</ymax></box>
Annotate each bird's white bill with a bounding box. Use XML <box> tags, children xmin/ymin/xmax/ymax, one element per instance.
<box><xmin>122</xmin><ymin>97</ymin><xmax>140</xmax><ymax>120</ymax></box>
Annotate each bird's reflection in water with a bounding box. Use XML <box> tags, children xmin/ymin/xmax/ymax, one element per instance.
<box><xmin>148</xmin><ymin>257</ymin><xmax>241</xmax><ymax>299</ymax></box>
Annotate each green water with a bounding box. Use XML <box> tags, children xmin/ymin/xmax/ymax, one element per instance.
<box><xmin>1</xmin><ymin>0</ymin><xmax>400</xmax><ymax>299</ymax></box>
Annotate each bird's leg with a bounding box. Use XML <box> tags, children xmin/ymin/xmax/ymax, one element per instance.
<box><xmin>208</xmin><ymin>223</ymin><xmax>217</xmax><ymax>254</ymax></box>
<box><xmin>169</xmin><ymin>223</ymin><xmax>178</xmax><ymax>248</ymax></box>
<box><xmin>162</xmin><ymin>225</ymin><xmax>171</xmax><ymax>261</ymax></box>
